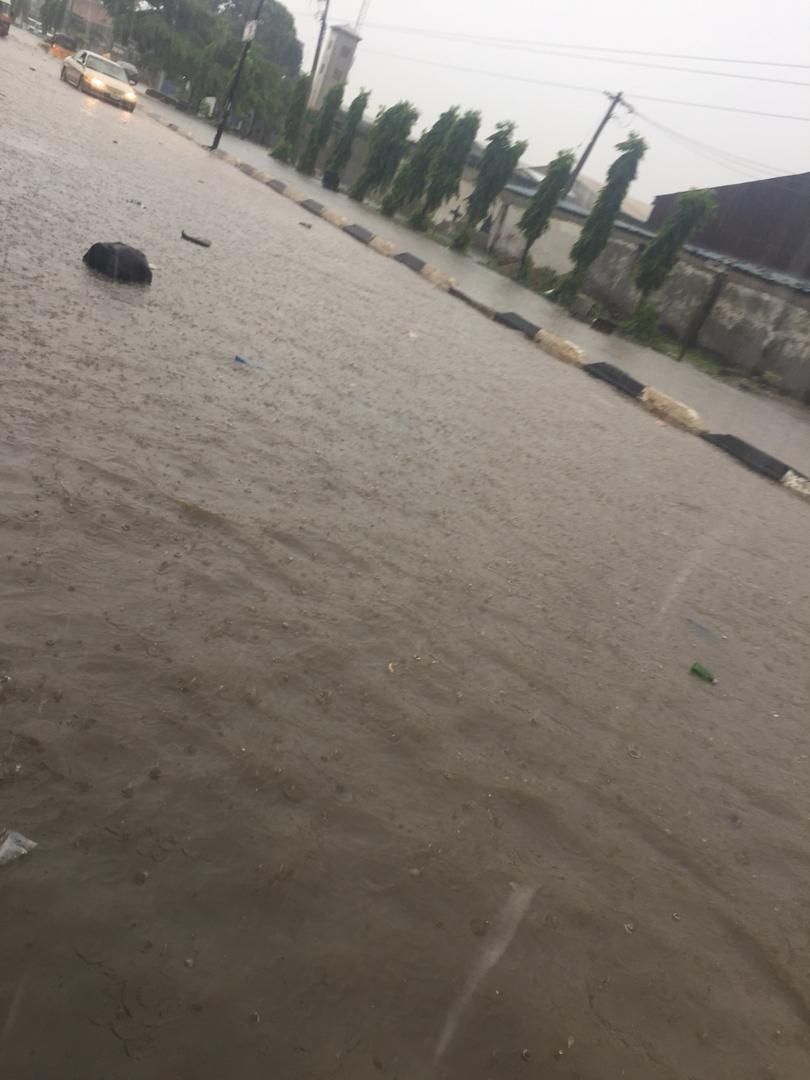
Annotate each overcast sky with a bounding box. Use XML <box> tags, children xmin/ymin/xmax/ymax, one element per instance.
<box><xmin>288</xmin><ymin>0</ymin><xmax>810</xmax><ymax>205</ymax></box>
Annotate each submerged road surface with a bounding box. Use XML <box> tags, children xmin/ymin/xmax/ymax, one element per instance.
<box><xmin>2</xmin><ymin>33</ymin><xmax>810</xmax><ymax>1079</ymax></box>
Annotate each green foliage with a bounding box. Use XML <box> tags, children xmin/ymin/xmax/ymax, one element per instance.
<box><xmin>102</xmin><ymin>0</ymin><xmax>220</xmax><ymax>77</ymax></box>
<box><xmin>381</xmin><ymin>107</ymin><xmax>459</xmax><ymax>217</ymax></box>
<box><xmin>349</xmin><ymin>101</ymin><xmax>420</xmax><ymax>203</ymax></box>
<box><xmin>550</xmin><ymin>133</ymin><xmax>647</xmax><ymax>305</ymax></box>
<box><xmin>633</xmin><ymin>188</ymin><xmax>717</xmax><ymax>299</ymax></box>
<box><xmin>219</xmin><ymin>0</ymin><xmax>302</xmax><ymax>76</ymax></box>
<box><xmin>325</xmin><ymin>89</ymin><xmax>369</xmax><ymax>175</ymax></box>
<box><xmin>409</xmin><ymin>109</ymin><xmax>480</xmax><ymax>230</ymax></box>
<box><xmin>514</xmin><ymin>252</ymin><xmax>534</xmax><ymax>284</ymax></box>
<box><xmin>451</xmin><ymin>121</ymin><xmax>527</xmax><ymax>250</ymax></box>
<box><xmin>40</xmin><ymin>0</ymin><xmax>67</xmax><ymax>33</ymax></box>
<box><xmin>101</xmin><ymin>0</ymin><xmax>299</xmax><ymax>142</ymax></box>
<box><xmin>271</xmin><ymin>72</ymin><xmax>310</xmax><ymax>160</ymax></box>
<box><xmin>297</xmin><ymin>83</ymin><xmax>345</xmax><ymax>175</ymax></box>
<box><xmin>516</xmin><ymin>149</ymin><xmax>575</xmax><ymax>271</ymax></box>
<box><xmin>621</xmin><ymin>301</ymin><xmax>660</xmax><ymax>344</ymax></box>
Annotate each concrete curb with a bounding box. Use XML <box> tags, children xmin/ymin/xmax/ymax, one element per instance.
<box><xmin>639</xmin><ymin>386</ymin><xmax>706</xmax><ymax>434</ymax></box>
<box><xmin>143</xmin><ymin>108</ymin><xmax>808</xmax><ymax>507</ymax></box>
<box><xmin>494</xmin><ymin>311</ymin><xmax>541</xmax><ymax>339</ymax></box>
<box><xmin>584</xmin><ymin>361</ymin><xmax>646</xmax><ymax>399</ymax></box>
<box><xmin>700</xmin><ymin>433</ymin><xmax>790</xmax><ymax>482</ymax></box>
<box><xmin>534</xmin><ymin>329</ymin><xmax>586</xmax><ymax>367</ymax></box>
<box><xmin>782</xmin><ymin>469</ymin><xmax>810</xmax><ymax>501</ymax></box>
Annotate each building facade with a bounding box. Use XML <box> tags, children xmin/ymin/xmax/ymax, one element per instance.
<box><xmin>309</xmin><ymin>24</ymin><xmax>361</xmax><ymax>110</ymax></box>
<box><xmin>648</xmin><ymin>173</ymin><xmax>810</xmax><ymax>280</ymax></box>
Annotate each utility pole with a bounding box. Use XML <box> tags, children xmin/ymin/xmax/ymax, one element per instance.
<box><xmin>210</xmin><ymin>0</ymin><xmax>265</xmax><ymax>151</ymax></box>
<box><xmin>309</xmin><ymin>0</ymin><xmax>331</xmax><ymax>87</ymax></box>
<box><xmin>566</xmin><ymin>91</ymin><xmax>623</xmax><ymax>197</ymax></box>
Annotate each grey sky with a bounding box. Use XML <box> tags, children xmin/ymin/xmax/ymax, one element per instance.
<box><xmin>291</xmin><ymin>0</ymin><xmax>810</xmax><ymax>204</ymax></box>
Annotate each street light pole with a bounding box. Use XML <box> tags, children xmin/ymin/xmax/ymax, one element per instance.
<box><xmin>210</xmin><ymin>0</ymin><xmax>265</xmax><ymax>151</ymax></box>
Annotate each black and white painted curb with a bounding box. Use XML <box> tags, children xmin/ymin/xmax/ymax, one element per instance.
<box><xmin>146</xmin><ymin>112</ymin><xmax>810</xmax><ymax>506</ymax></box>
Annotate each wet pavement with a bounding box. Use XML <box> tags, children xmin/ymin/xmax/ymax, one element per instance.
<box><xmin>140</xmin><ymin>75</ymin><xmax>810</xmax><ymax>477</ymax></box>
<box><xmin>2</xmin><ymin>31</ymin><xmax>810</xmax><ymax>1080</ymax></box>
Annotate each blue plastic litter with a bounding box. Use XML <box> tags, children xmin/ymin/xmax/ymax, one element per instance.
<box><xmin>233</xmin><ymin>354</ymin><xmax>266</xmax><ymax>371</ymax></box>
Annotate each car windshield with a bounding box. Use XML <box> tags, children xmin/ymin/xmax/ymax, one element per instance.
<box><xmin>85</xmin><ymin>56</ymin><xmax>126</xmax><ymax>81</ymax></box>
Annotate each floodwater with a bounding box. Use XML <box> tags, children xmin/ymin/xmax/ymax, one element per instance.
<box><xmin>141</xmin><ymin>90</ymin><xmax>810</xmax><ymax>477</ymax></box>
<box><xmin>2</xmin><ymin>32</ymin><xmax>810</xmax><ymax>1079</ymax></box>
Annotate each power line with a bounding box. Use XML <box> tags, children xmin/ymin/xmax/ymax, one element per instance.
<box><xmin>626</xmin><ymin>107</ymin><xmax>790</xmax><ymax>178</ymax></box>
<box><xmin>361</xmin><ymin>22</ymin><xmax>810</xmax><ymax>71</ymax></box>
<box><xmin>358</xmin><ymin>24</ymin><xmax>810</xmax><ymax>87</ymax></box>
<box><xmin>626</xmin><ymin>107</ymin><xmax>810</xmax><ymax>193</ymax></box>
<box><xmin>362</xmin><ymin>49</ymin><xmax>810</xmax><ymax>123</ymax></box>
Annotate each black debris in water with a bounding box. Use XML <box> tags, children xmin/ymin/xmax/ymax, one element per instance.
<box><xmin>83</xmin><ymin>242</ymin><xmax>152</xmax><ymax>284</ymax></box>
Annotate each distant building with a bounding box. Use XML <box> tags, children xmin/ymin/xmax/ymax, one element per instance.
<box><xmin>648</xmin><ymin>173</ymin><xmax>810</xmax><ymax>279</ymax></box>
<box><xmin>309</xmin><ymin>24</ymin><xmax>361</xmax><ymax>110</ymax></box>
<box><xmin>512</xmin><ymin>164</ymin><xmax>650</xmax><ymax>224</ymax></box>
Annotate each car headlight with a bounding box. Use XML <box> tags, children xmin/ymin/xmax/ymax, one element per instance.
<box><xmin>90</xmin><ymin>76</ymin><xmax>106</xmax><ymax>89</ymax></box>
<box><xmin>125</xmin><ymin>91</ymin><xmax>136</xmax><ymax>101</ymax></box>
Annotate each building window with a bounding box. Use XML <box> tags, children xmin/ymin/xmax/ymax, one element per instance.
<box><xmin>340</xmin><ymin>45</ymin><xmax>351</xmax><ymax>58</ymax></box>
<box><xmin>333</xmin><ymin>68</ymin><xmax>345</xmax><ymax>81</ymax></box>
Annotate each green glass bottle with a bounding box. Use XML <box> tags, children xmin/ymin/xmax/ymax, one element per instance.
<box><xmin>690</xmin><ymin>662</ymin><xmax>716</xmax><ymax>684</ymax></box>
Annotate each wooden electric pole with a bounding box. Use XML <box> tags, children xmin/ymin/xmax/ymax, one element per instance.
<box><xmin>566</xmin><ymin>91</ymin><xmax>623</xmax><ymax>197</ymax></box>
<box><xmin>309</xmin><ymin>0</ymin><xmax>331</xmax><ymax>86</ymax></box>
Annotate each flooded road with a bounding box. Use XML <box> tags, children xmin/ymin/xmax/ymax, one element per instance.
<box><xmin>2</xmin><ymin>33</ymin><xmax>810</xmax><ymax>1079</ymax></box>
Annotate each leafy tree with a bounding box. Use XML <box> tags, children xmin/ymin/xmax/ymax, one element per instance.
<box><xmin>40</xmin><ymin>0</ymin><xmax>67</xmax><ymax>33</ymax></box>
<box><xmin>451</xmin><ymin>121</ymin><xmax>527</xmax><ymax>250</ymax></box>
<box><xmin>102</xmin><ymin>0</ymin><xmax>219</xmax><ymax>77</ymax></box>
<box><xmin>297</xmin><ymin>82</ymin><xmax>344</xmax><ymax>175</ymax></box>
<box><xmin>325</xmin><ymin>89</ymin><xmax>369</xmax><ymax>177</ymax></box>
<box><xmin>349</xmin><ymin>101</ymin><xmax>419</xmax><ymax>203</ymax></box>
<box><xmin>515</xmin><ymin>149</ymin><xmax>575</xmax><ymax>276</ymax></box>
<box><xmin>380</xmin><ymin>107</ymin><xmax>459</xmax><ymax>217</ymax></box>
<box><xmin>102</xmin><ymin>0</ymin><xmax>299</xmax><ymax>143</ymax></box>
<box><xmin>549</xmin><ymin>133</ymin><xmax>647</xmax><ymax>306</ymax></box>
<box><xmin>409</xmin><ymin>109</ymin><xmax>480</xmax><ymax>231</ymax></box>
<box><xmin>219</xmin><ymin>0</ymin><xmax>302</xmax><ymax>76</ymax></box>
<box><xmin>271</xmin><ymin>72</ymin><xmax>310</xmax><ymax>161</ymax></box>
<box><xmin>633</xmin><ymin>188</ymin><xmax>717</xmax><ymax>300</ymax></box>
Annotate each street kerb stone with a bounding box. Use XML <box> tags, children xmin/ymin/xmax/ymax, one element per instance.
<box><xmin>534</xmin><ymin>329</ymin><xmax>586</xmax><ymax>367</ymax></box>
<box><xmin>321</xmin><ymin>208</ymin><xmax>348</xmax><ymax>228</ymax></box>
<box><xmin>448</xmin><ymin>287</ymin><xmax>496</xmax><ymax>319</ymax></box>
<box><xmin>283</xmin><ymin>187</ymin><xmax>306</xmax><ymax>203</ymax></box>
<box><xmin>267</xmin><ymin>178</ymin><xmax>287</xmax><ymax>193</ymax></box>
<box><xmin>639</xmin><ymin>386</ymin><xmax>706</xmax><ymax>434</ymax></box>
<box><xmin>300</xmin><ymin>198</ymin><xmax>325</xmax><ymax>216</ymax></box>
<box><xmin>420</xmin><ymin>264</ymin><xmax>456</xmax><ymax>290</ymax></box>
<box><xmin>249</xmin><ymin>169</ymin><xmax>272</xmax><ymax>184</ymax></box>
<box><xmin>782</xmin><ymin>469</ymin><xmax>810</xmax><ymax>500</ymax></box>
<box><xmin>395</xmin><ymin>252</ymin><xmax>427</xmax><ymax>273</ymax></box>
<box><xmin>238</xmin><ymin>162</ymin><xmax>258</xmax><ymax>177</ymax></box>
<box><xmin>700</xmin><ymin>433</ymin><xmax>790</xmax><ymax>482</ymax></box>
<box><xmin>343</xmin><ymin>223</ymin><xmax>375</xmax><ymax>244</ymax></box>
<box><xmin>494</xmin><ymin>311</ymin><xmax>541</xmax><ymax>339</ymax></box>
<box><xmin>583</xmin><ymin>362</ymin><xmax>645</xmax><ymax>399</ymax></box>
<box><xmin>368</xmin><ymin>236</ymin><xmax>397</xmax><ymax>256</ymax></box>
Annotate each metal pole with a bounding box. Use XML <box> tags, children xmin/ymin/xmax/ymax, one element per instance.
<box><xmin>566</xmin><ymin>91</ymin><xmax>623</xmax><ymax>197</ymax></box>
<box><xmin>210</xmin><ymin>0</ymin><xmax>265</xmax><ymax>151</ymax></box>
<box><xmin>309</xmin><ymin>0</ymin><xmax>331</xmax><ymax>94</ymax></box>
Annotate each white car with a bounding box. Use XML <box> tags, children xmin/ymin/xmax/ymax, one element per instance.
<box><xmin>61</xmin><ymin>51</ymin><xmax>138</xmax><ymax>112</ymax></box>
